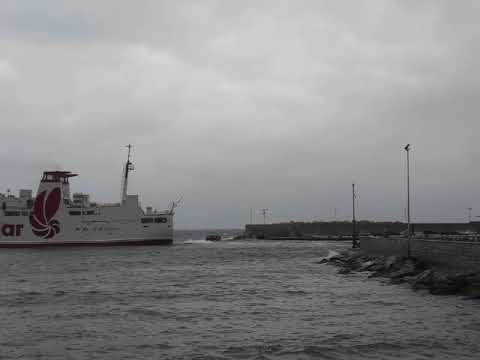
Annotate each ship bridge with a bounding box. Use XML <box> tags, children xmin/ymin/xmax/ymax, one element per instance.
<box><xmin>41</xmin><ymin>171</ymin><xmax>78</xmax><ymax>183</ymax></box>
<box><xmin>39</xmin><ymin>171</ymin><xmax>78</xmax><ymax>201</ymax></box>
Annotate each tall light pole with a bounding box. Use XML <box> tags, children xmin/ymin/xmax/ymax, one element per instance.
<box><xmin>468</xmin><ymin>208</ymin><xmax>472</xmax><ymax>223</ymax></box>
<box><xmin>404</xmin><ymin>144</ymin><xmax>411</xmax><ymax>257</ymax></box>
<box><xmin>352</xmin><ymin>183</ymin><xmax>358</xmax><ymax>248</ymax></box>
<box><xmin>261</xmin><ymin>208</ymin><xmax>269</xmax><ymax>225</ymax></box>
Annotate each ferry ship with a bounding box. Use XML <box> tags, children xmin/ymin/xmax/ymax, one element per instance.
<box><xmin>0</xmin><ymin>146</ymin><xmax>176</xmax><ymax>247</ymax></box>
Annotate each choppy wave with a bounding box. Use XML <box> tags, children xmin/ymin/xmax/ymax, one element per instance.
<box><xmin>1</xmin><ymin>234</ymin><xmax>479</xmax><ymax>359</ymax></box>
<box><xmin>318</xmin><ymin>249</ymin><xmax>341</xmax><ymax>261</ymax></box>
<box><xmin>183</xmin><ymin>239</ymin><xmax>214</xmax><ymax>244</ymax></box>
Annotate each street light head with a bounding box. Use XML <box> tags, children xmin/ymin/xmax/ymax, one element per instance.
<box><xmin>404</xmin><ymin>144</ymin><xmax>411</xmax><ymax>151</ymax></box>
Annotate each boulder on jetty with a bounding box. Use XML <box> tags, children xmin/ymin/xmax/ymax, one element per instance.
<box><xmin>320</xmin><ymin>250</ymin><xmax>480</xmax><ymax>297</ymax></box>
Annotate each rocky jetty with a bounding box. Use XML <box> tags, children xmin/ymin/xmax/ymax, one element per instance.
<box><xmin>319</xmin><ymin>251</ymin><xmax>480</xmax><ymax>297</ymax></box>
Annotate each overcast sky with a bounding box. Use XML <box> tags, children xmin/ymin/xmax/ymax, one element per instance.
<box><xmin>1</xmin><ymin>0</ymin><xmax>479</xmax><ymax>228</ymax></box>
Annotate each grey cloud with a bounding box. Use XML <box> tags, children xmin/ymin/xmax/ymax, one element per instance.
<box><xmin>0</xmin><ymin>1</ymin><xmax>479</xmax><ymax>227</ymax></box>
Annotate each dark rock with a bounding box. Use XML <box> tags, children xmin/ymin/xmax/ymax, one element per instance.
<box><xmin>359</xmin><ymin>260</ymin><xmax>375</xmax><ymax>271</ymax></box>
<box><xmin>410</xmin><ymin>269</ymin><xmax>434</xmax><ymax>290</ymax></box>
<box><xmin>463</xmin><ymin>273</ymin><xmax>480</xmax><ymax>298</ymax></box>
<box><xmin>429</xmin><ymin>273</ymin><xmax>468</xmax><ymax>295</ymax></box>
<box><xmin>320</xmin><ymin>250</ymin><xmax>480</xmax><ymax>298</ymax></box>
<box><xmin>384</xmin><ymin>256</ymin><xmax>398</xmax><ymax>270</ymax></box>
<box><xmin>338</xmin><ymin>267</ymin><xmax>352</xmax><ymax>274</ymax></box>
<box><xmin>368</xmin><ymin>271</ymin><xmax>385</xmax><ymax>278</ymax></box>
<box><xmin>368</xmin><ymin>261</ymin><xmax>387</xmax><ymax>272</ymax></box>
<box><xmin>330</xmin><ymin>258</ymin><xmax>348</xmax><ymax>267</ymax></box>
<box><xmin>389</xmin><ymin>259</ymin><xmax>417</xmax><ymax>279</ymax></box>
<box><xmin>390</xmin><ymin>257</ymin><xmax>411</xmax><ymax>273</ymax></box>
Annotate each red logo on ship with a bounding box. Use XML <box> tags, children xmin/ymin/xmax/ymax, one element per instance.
<box><xmin>29</xmin><ymin>187</ymin><xmax>61</xmax><ymax>239</ymax></box>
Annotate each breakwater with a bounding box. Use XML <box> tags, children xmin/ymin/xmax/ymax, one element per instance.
<box><xmin>246</xmin><ymin>222</ymin><xmax>480</xmax><ymax>273</ymax></box>
<box><xmin>245</xmin><ymin>221</ymin><xmax>480</xmax><ymax>240</ymax></box>
<box><xmin>361</xmin><ymin>237</ymin><xmax>480</xmax><ymax>272</ymax></box>
<box><xmin>321</xmin><ymin>250</ymin><xmax>480</xmax><ymax>297</ymax></box>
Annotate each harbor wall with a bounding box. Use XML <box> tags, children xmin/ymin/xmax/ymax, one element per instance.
<box><xmin>245</xmin><ymin>222</ymin><xmax>480</xmax><ymax>239</ymax></box>
<box><xmin>245</xmin><ymin>222</ymin><xmax>406</xmax><ymax>239</ymax></box>
<box><xmin>360</xmin><ymin>237</ymin><xmax>480</xmax><ymax>271</ymax></box>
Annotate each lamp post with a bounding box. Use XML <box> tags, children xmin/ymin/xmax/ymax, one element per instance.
<box><xmin>352</xmin><ymin>183</ymin><xmax>358</xmax><ymax>248</ymax></box>
<box><xmin>404</xmin><ymin>144</ymin><xmax>411</xmax><ymax>258</ymax></box>
<box><xmin>261</xmin><ymin>208</ymin><xmax>269</xmax><ymax>225</ymax></box>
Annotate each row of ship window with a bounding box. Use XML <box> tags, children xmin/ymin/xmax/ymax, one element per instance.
<box><xmin>2</xmin><ymin>201</ymin><xmax>34</xmax><ymax>213</ymax></box>
<box><xmin>4</xmin><ymin>211</ymin><xmax>30</xmax><ymax>216</ymax></box>
<box><xmin>141</xmin><ymin>217</ymin><xmax>168</xmax><ymax>223</ymax></box>
<box><xmin>70</xmin><ymin>212</ymin><xmax>168</xmax><ymax>224</ymax></box>
<box><xmin>69</xmin><ymin>210</ymin><xmax>97</xmax><ymax>216</ymax></box>
<box><xmin>75</xmin><ymin>227</ymin><xmax>105</xmax><ymax>231</ymax></box>
<box><xmin>3</xmin><ymin>210</ymin><xmax>168</xmax><ymax>224</ymax></box>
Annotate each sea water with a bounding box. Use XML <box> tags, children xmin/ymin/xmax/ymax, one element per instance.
<box><xmin>1</xmin><ymin>230</ymin><xmax>480</xmax><ymax>359</ymax></box>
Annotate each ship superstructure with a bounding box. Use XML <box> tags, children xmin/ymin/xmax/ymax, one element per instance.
<box><xmin>0</xmin><ymin>147</ymin><xmax>174</xmax><ymax>247</ymax></box>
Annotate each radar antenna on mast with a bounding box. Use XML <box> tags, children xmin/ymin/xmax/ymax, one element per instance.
<box><xmin>168</xmin><ymin>195</ymin><xmax>183</xmax><ymax>215</ymax></box>
<box><xmin>121</xmin><ymin>144</ymin><xmax>135</xmax><ymax>202</ymax></box>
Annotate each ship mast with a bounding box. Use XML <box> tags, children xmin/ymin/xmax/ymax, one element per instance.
<box><xmin>121</xmin><ymin>144</ymin><xmax>135</xmax><ymax>202</ymax></box>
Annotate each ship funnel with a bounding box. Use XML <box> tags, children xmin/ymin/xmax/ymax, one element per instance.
<box><xmin>37</xmin><ymin>171</ymin><xmax>77</xmax><ymax>202</ymax></box>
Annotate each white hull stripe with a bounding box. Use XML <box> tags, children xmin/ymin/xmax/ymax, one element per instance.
<box><xmin>0</xmin><ymin>238</ymin><xmax>173</xmax><ymax>248</ymax></box>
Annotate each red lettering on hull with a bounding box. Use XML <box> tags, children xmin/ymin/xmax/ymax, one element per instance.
<box><xmin>0</xmin><ymin>224</ymin><xmax>24</xmax><ymax>237</ymax></box>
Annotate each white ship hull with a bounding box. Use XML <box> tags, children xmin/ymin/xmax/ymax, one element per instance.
<box><xmin>0</xmin><ymin>191</ymin><xmax>174</xmax><ymax>248</ymax></box>
<box><xmin>0</xmin><ymin>215</ymin><xmax>173</xmax><ymax>247</ymax></box>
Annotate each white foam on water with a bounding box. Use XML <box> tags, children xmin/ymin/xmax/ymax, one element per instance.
<box><xmin>323</xmin><ymin>250</ymin><xmax>340</xmax><ymax>260</ymax></box>
<box><xmin>183</xmin><ymin>239</ymin><xmax>213</xmax><ymax>244</ymax></box>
